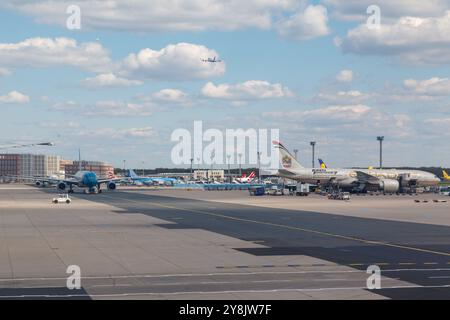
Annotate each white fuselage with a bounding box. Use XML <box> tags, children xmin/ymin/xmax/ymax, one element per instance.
<box><xmin>279</xmin><ymin>168</ymin><xmax>440</xmax><ymax>188</ymax></box>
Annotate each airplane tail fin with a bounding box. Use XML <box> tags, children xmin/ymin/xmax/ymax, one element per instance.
<box><xmin>127</xmin><ymin>169</ymin><xmax>139</xmax><ymax>179</ymax></box>
<box><xmin>272</xmin><ymin>141</ymin><xmax>304</xmax><ymax>170</ymax></box>
<box><xmin>318</xmin><ymin>159</ymin><xmax>327</xmax><ymax>169</ymax></box>
<box><xmin>443</xmin><ymin>170</ymin><xmax>450</xmax><ymax>180</ymax></box>
<box><xmin>248</xmin><ymin>172</ymin><xmax>255</xmax><ymax>180</ymax></box>
<box><xmin>107</xmin><ymin>170</ymin><xmax>116</xmax><ymax>179</ymax></box>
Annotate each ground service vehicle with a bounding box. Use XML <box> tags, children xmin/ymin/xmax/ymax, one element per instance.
<box><xmin>52</xmin><ymin>194</ymin><xmax>71</xmax><ymax>204</ymax></box>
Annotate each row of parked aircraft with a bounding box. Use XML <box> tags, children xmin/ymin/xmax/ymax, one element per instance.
<box><xmin>273</xmin><ymin>141</ymin><xmax>441</xmax><ymax>193</ymax></box>
<box><xmin>125</xmin><ymin>170</ymin><xmax>178</xmax><ymax>186</ymax></box>
<box><xmin>5</xmin><ymin>141</ymin><xmax>445</xmax><ymax>195</ymax></box>
<box><xmin>14</xmin><ymin>168</ymin><xmax>179</xmax><ymax>194</ymax></box>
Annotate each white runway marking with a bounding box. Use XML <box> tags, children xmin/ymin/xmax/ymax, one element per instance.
<box><xmin>0</xmin><ymin>267</ymin><xmax>449</xmax><ymax>283</ymax></box>
<box><xmin>1</xmin><ymin>283</ymin><xmax>450</xmax><ymax>299</ymax></box>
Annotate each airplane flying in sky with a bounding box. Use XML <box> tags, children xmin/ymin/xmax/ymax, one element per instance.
<box><xmin>201</xmin><ymin>56</ymin><xmax>222</xmax><ymax>63</ymax></box>
<box><xmin>273</xmin><ymin>141</ymin><xmax>440</xmax><ymax>193</ymax></box>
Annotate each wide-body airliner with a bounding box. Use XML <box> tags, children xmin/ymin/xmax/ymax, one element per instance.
<box><xmin>273</xmin><ymin>141</ymin><xmax>440</xmax><ymax>193</ymax></box>
<box><xmin>19</xmin><ymin>170</ymin><xmax>120</xmax><ymax>194</ymax></box>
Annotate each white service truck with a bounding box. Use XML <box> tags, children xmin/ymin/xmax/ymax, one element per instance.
<box><xmin>295</xmin><ymin>183</ymin><xmax>310</xmax><ymax>196</ymax></box>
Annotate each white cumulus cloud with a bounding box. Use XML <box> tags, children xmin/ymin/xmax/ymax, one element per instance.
<box><xmin>0</xmin><ymin>37</ymin><xmax>111</xmax><ymax>72</ymax></box>
<box><xmin>201</xmin><ymin>80</ymin><xmax>293</xmax><ymax>100</ymax></box>
<box><xmin>152</xmin><ymin>89</ymin><xmax>189</xmax><ymax>103</ymax></box>
<box><xmin>79</xmin><ymin>127</ymin><xmax>157</xmax><ymax>140</ymax></box>
<box><xmin>314</xmin><ymin>90</ymin><xmax>371</xmax><ymax>104</ymax></box>
<box><xmin>276</xmin><ymin>5</ymin><xmax>330</xmax><ymax>41</ymax></box>
<box><xmin>1</xmin><ymin>0</ymin><xmax>301</xmax><ymax>32</ymax></box>
<box><xmin>0</xmin><ymin>91</ymin><xmax>30</xmax><ymax>104</ymax></box>
<box><xmin>403</xmin><ymin>77</ymin><xmax>450</xmax><ymax>96</ymax></box>
<box><xmin>336</xmin><ymin>69</ymin><xmax>353</xmax><ymax>83</ymax></box>
<box><xmin>324</xmin><ymin>0</ymin><xmax>449</xmax><ymax>21</ymax></box>
<box><xmin>83</xmin><ymin>73</ymin><xmax>143</xmax><ymax>88</ymax></box>
<box><xmin>265</xmin><ymin>104</ymin><xmax>371</xmax><ymax>121</ymax></box>
<box><xmin>120</xmin><ymin>43</ymin><xmax>225</xmax><ymax>81</ymax></box>
<box><xmin>338</xmin><ymin>11</ymin><xmax>450</xmax><ymax>65</ymax></box>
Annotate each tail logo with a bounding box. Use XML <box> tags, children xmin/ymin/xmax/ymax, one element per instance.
<box><xmin>107</xmin><ymin>171</ymin><xmax>115</xmax><ymax>179</ymax></box>
<box><xmin>282</xmin><ymin>155</ymin><xmax>292</xmax><ymax>168</ymax></box>
<box><xmin>444</xmin><ymin>170</ymin><xmax>450</xmax><ymax>180</ymax></box>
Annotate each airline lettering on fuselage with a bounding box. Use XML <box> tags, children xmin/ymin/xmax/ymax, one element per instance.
<box><xmin>312</xmin><ymin>169</ymin><xmax>338</xmax><ymax>175</ymax></box>
<box><xmin>367</xmin><ymin>171</ymin><xmax>398</xmax><ymax>179</ymax></box>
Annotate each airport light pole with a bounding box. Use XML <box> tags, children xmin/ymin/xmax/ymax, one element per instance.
<box><xmin>310</xmin><ymin>142</ymin><xmax>316</xmax><ymax>168</ymax></box>
<box><xmin>377</xmin><ymin>136</ymin><xmax>384</xmax><ymax>169</ymax></box>
<box><xmin>123</xmin><ymin>160</ymin><xmax>126</xmax><ymax>175</ymax></box>
<box><xmin>142</xmin><ymin>161</ymin><xmax>145</xmax><ymax>176</ymax></box>
<box><xmin>293</xmin><ymin>149</ymin><xmax>299</xmax><ymax>161</ymax></box>
<box><xmin>190</xmin><ymin>158</ymin><xmax>194</xmax><ymax>179</ymax></box>
<box><xmin>209</xmin><ymin>153</ymin><xmax>214</xmax><ymax>183</ymax></box>
<box><xmin>257</xmin><ymin>151</ymin><xmax>262</xmax><ymax>182</ymax></box>
<box><xmin>227</xmin><ymin>154</ymin><xmax>231</xmax><ymax>183</ymax></box>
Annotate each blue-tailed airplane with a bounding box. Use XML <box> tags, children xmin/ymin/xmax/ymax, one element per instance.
<box><xmin>318</xmin><ymin>159</ymin><xmax>327</xmax><ymax>169</ymax></box>
<box><xmin>56</xmin><ymin>170</ymin><xmax>121</xmax><ymax>194</ymax></box>
<box><xmin>7</xmin><ymin>149</ymin><xmax>122</xmax><ymax>194</ymax></box>
<box><xmin>7</xmin><ymin>170</ymin><xmax>121</xmax><ymax>194</ymax></box>
<box><xmin>126</xmin><ymin>169</ymin><xmax>177</xmax><ymax>186</ymax></box>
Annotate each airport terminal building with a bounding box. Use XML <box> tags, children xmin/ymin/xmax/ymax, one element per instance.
<box><xmin>194</xmin><ymin>170</ymin><xmax>225</xmax><ymax>181</ymax></box>
<box><xmin>65</xmin><ymin>160</ymin><xmax>114</xmax><ymax>178</ymax></box>
<box><xmin>0</xmin><ymin>154</ymin><xmax>61</xmax><ymax>178</ymax></box>
<box><xmin>0</xmin><ymin>155</ymin><xmax>114</xmax><ymax>180</ymax></box>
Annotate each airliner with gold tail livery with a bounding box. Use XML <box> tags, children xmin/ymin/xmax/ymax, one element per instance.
<box><xmin>274</xmin><ymin>141</ymin><xmax>440</xmax><ymax>193</ymax></box>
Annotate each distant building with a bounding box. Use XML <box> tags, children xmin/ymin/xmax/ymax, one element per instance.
<box><xmin>0</xmin><ymin>154</ymin><xmax>20</xmax><ymax>176</ymax></box>
<box><xmin>0</xmin><ymin>154</ymin><xmax>61</xmax><ymax>178</ymax></box>
<box><xmin>59</xmin><ymin>159</ymin><xmax>74</xmax><ymax>174</ymax></box>
<box><xmin>65</xmin><ymin>161</ymin><xmax>114</xmax><ymax>178</ymax></box>
<box><xmin>194</xmin><ymin>170</ymin><xmax>225</xmax><ymax>181</ymax></box>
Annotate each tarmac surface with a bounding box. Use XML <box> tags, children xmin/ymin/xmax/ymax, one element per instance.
<box><xmin>0</xmin><ymin>185</ymin><xmax>450</xmax><ymax>299</ymax></box>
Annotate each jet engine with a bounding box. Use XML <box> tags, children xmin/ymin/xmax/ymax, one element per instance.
<box><xmin>57</xmin><ymin>182</ymin><xmax>68</xmax><ymax>191</ymax></box>
<box><xmin>107</xmin><ymin>182</ymin><xmax>117</xmax><ymax>191</ymax></box>
<box><xmin>35</xmin><ymin>181</ymin><xmax>42</xmax><ymax>187</ymax></box>
<box><xmin>379</xmin><ymin>179</ymin><xmax>400</xmax><ymax>193</ymax></box>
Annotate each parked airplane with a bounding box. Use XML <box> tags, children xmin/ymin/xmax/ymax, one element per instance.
<box><xmin>235</xmin><ymin>172</ymin><xmax>256</xmax><ymax>183</ymax></box>
<box><xmin>320</xmin><ymin>159</ymin><xmax>376</xmax><ymax>171</ymax></box>
<box><xmin>7</xmin><ymin>174</ymin><xmax>60</xmax><ymax>188</ymax></box>
<box><xmin>443</xmin><ymin>170</ymin><xmax>450</xmax><ymax>181</ymax></box>
<box><xmin>318</xmin><ymin>159</ymin><xmax>327</xmax><ymax>169</ymax></box>
<box><xmin>58</xmin><ymin>171</ymin><xmax>122</xmax><ymax>193</ymax></box>
<box><xmin>126</xmin><ymin>169</ymin><xmax>177</xmax><ymax>186</ymax></box>
<box><xmin>273</xmin><ymin>141</ymin><xmax>440</xmax><ymax>193</ymax></box>
<box><xmin>201</xmin><ymin>56</ymin><xmax>222</xmax><ymax>63</ymax></box>
<box><xmin>13</xmin><ymin>171</ymin><xmax>120</xmax><ymax>194</ymax></box>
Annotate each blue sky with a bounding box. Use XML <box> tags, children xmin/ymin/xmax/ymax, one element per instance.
<box><xmin>0</xmin><ymin>1</ymin><xmax>449</xmax><ymax>168</ymax></box>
